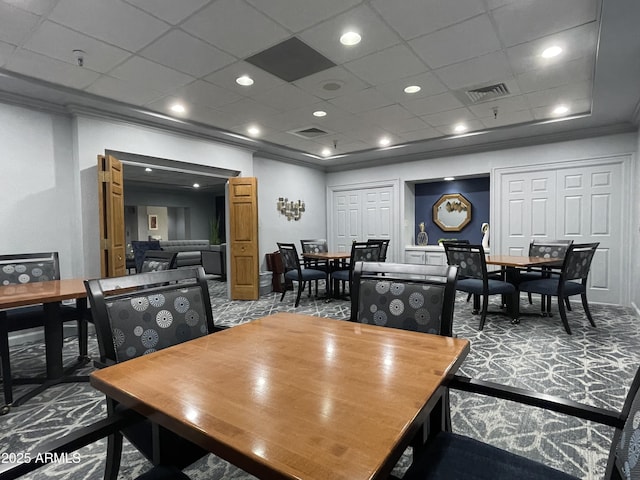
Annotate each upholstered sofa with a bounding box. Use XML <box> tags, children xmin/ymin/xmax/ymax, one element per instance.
<box><xmin>131</xmin><ymin>240</ymin><xmax>226</xmax><ymax>278</ymax></box>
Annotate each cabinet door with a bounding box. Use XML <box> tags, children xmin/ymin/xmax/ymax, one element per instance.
<box><xmin>425</xmin><ymin>252</ymin><xmax>445</xmax><ymax>266</ymax></box>
<box><xmin>405</xmin><ymin>251</ymin><xmax>425</xmax><ymax>264</ymax></box>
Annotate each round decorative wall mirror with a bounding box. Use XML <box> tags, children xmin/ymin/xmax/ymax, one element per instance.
<box><xmin>432</xmin><ymin>193</ymin><xmax>472</xmax><ymax>232</ymax></box>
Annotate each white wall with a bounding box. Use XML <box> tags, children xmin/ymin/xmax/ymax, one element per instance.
<box><xmin>0</xmin><ymin>103</ymin><xmax>82</xmax><ymax>278</ymax></box>
<box><xmin>254</xmin><ymin>157</ymin><xmax>327</xmax><ymax>271</ymax></box>
<box><xmin>73</xmin><ymin>115</ymin><xmax>255</xmax><ymax>278</ymax></box>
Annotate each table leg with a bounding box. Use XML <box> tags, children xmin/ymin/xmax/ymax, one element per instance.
<box><xmin>0</xmin><ymin>312</ymin><xmax>13</xmax><ymax>408</ymax></box>
<box><xmin>44</xmin><ymin>302</ymin><xmax>63</xmax><ymax>379</ymax></box>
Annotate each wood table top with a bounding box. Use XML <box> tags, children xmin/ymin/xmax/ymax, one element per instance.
<box><xmin>485</xmin><ymin>255</ymin><xmax>563</xmax><ymax>268</ymax></box>
<box><xmin>302</xmin><ymin>251</ymin><xmax>351</xmax><ymax>260</ymax></box>
<box><xmin>0</xmin><ymin>278</ymin><xmax>86</xmax><ymax>309</ymax></box>
<box><xmin>91</xmin><ymin>312</ymin><xmax>470</xmax><ymax>480</ymax></box>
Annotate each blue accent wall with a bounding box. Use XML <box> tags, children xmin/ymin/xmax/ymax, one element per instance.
<box><xmin>415</xmin><ymin>177</ymin><xmax>490</xmax><ymax>244</ymax></box>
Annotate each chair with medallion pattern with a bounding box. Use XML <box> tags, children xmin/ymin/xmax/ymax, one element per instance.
<box><xmin>138</xmin><ymin>250</ymin><xmax>178</xmax><ymax>273</ymax></box>
<box><xmin>331</xmin><ymin>242</ymin><xmax>381</xmax><ymax>297</ymax></box>
<box><xmin>300</xmin><ymin>239</ymin><xmax>330</xmax><ymax>296</ymax></box>
<box><xmin>84</xmin><ymin>267</ymin><xmax>217</xmax><ymax>480</ymax></box>
<box><xmin>278</xmin><ymin>242</ymin><xmax>326</xmax><ymax>307</ymax></box>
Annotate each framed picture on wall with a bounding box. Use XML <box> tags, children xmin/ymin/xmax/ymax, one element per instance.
<box><xmin>148</xmin><ymin>214</ymin><xmax>158</xmax><ymax>230</ymax></box>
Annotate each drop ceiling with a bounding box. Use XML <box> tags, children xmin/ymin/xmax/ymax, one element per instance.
<box><xmin>0</xmin><ymin>0</ymin><xmax>639</xmax><ymax>170</ymax></box>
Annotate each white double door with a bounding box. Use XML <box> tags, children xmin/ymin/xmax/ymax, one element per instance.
<box><xmin>496</xmin><ymin>156</ymin><xmax>630</xmax><ymax>304</ymax></box>
<box><xmin>330</xmin><ymin>185</ymin><xmax>394</xmax><ymax>260</ymax></box>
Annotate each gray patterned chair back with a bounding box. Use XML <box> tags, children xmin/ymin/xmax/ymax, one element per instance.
<box><xmin>300</xmin><ymin>239</ymin><xmax>328</xmax><ymax>255</ymax></box>
<box><xmin>351</xmin><ymin>262</ymin><xmax>458</xmax><ymax>336</ymax></box>
<box><xmin>561</xmin><ymin>243</ymin><xmax>599</xmax><ymax>283</ymax></box>
<box><xmin>85</xmin><ymin>267</ymin><xmax>215</xmax><ymax>365</ymax></box>
<box><xmin>139</xmin><ymin>251</ymin><xmax>177</xmax><ymax>273</ymax></box>
<box><xmin>352</xmin><ymin>242</ymin><xmax>381</xmax><ymax>264</ymax></box>
<box><xmin>610</xmin><ymin>366</ymin><xmax>640</xmax><ymax>479</ymax></box>
<box><xmin>528</xmin><ymin>239</ymin><xmax>573</xmax><ymax>260</ymax></box>
<box><xmin>278</xmin><ymin>243</ymin><xmax>302</xmax><ymax>273</ymax></box>
<box><xmin>0</xmin><ymin>252</ymin><xmax>60</xmax><ymax>285</ymax></box>
<box><xmin>443</xmin><ymin>244</ymin><xmax>486</xmax><ymax>281</ymax></box>
<box><xmin>367</xmin><ymin>239</ymin><xmax>390</xmax><ymax>261</ymax></box>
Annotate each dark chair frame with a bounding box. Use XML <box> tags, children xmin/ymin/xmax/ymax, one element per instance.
<box><xmin>277</xmin><ymin>242</ymin><xmax>326</xmax><ymax>307</ymax></box>
<box><xmin>299</xmin><ymin>239</ymin><xmax>330</xmax><ymax>295</ymax></box>
<box><xmin>401</xmin><ymin>366</ymin><xmax>639</xmax><ymax>480</ymax></box>
<box><xmin>350</xmin><ymin>261</ymin><xmax>458</xmax><ymax>335</ymax></box>
<box><xmin>84</xmin><ymin>267</ymin><xmax>216</xmax><ymax>479</ymax></box>
<box><xmin>366</xmin><ymin>238</ymin><xmax>390</xmax><ymax>261</ymax></box>
<box><xmin>521</xmin><ymin>239</ymin><xmax>573</xmax><ymax>309</ymax></box>
<box><xmin>519</xmin><ymin>242</ymin><xmax>599</xmax><ymax>335</ymax></box>
<box><xmin>0</xmin><ymin>252</ymin><xmax>89</xmax><ymax>414</ymax></box>
<box><xmin>138</xmin><ymin>250</ymin><xmax>178</xmax><ymax>273</ymax></box>
<box><xmin>331</xmin><ymin>242</ymin><xmax>381</xmax><ymax>298</ymax></box>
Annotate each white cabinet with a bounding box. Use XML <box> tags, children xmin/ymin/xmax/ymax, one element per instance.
<box><xmin>404</xmin><ymin>246</ymin><xmax>446</xmax><ymax>266</ymax></box>
<box><xmin>405</xmin><ymin>250</ymin><xmax>425</xmax><ymax>264</ymax></box>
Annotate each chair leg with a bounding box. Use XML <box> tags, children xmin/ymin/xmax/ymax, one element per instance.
<box><xmin>295</xmin><ymin>281</ymin><xmax>304</xmax><ymax>307</ymax></box>
<box><xmin>527</xmin><ymin>292</ymin><xmax>533</xmax><ymax>305</ymax></box>
<box><xmin>0</xmin><ymin>317</ymin><xmax>14</xmax><ymax>410</ymax></box>
<box><xmin>472</xmin><ymin>294</ymin><xmax>480</xmax><ymax>315</ymax></box>
<box><xmin>557</xmin><ymin>296</ymin><xmax>572</xmax><ymax>335</ymax></box>
<box><xmin>565</xmin><ymin>297</ymin><xmax>572</xmax><ymax>311</ymax></box>
<box><xmin>478</xmin><ymin>295</ymin><xmax>489</xmax><ymax>330</ymax></box>
<box><xmin>466</xmin><ymin>293</ymin><xmax>472</xmax><ymax>303</ymax></box>
<box><xmin>581</xmin><ymin>294</ymin><xmax>596</xmax><ymax>327</ymax></box>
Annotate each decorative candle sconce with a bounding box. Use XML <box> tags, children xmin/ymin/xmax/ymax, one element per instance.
<box><xmin>277</xmin><ymin>197</ymin><xmax>305</xmax><ymax>221</ymax></box>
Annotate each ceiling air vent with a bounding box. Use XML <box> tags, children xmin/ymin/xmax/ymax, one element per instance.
<box><xmin>288</xmin><ymin>126</ymin><xmax>331</xmax><ymax>139</ymax></box>
<box><xmin>457</xmin><ymin>82</ymin><xmax>510</xmax><ymax>104</ymax></box>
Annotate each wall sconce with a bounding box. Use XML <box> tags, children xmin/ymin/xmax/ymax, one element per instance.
<box><xmin>277</xmin><ymin>197</ymin><xmax>305</xmax><ymax>221</ymax></box>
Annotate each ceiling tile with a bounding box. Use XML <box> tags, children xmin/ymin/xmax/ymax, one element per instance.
<box><xmin>6</xmin><ymin>48</ymin><xmax>100</xmax><ymax>89</ymax></box>
<box><xmin>2</xmin><ymin>0</ymin><xmax>56</xmax><ymax>15</ymax></box>
<box><xmin>344</xmin><ymin>44</ymin><xmax>426</xmax><ymax>85</ymax></box>
<box><xmin>109</xmin><ymin>56</ymin><xmax>195</xmax><ymax>93</ymax></box>
<box><xmin>125</xmin><ymin>0</ymin><xmax>210</xmax><ymax>25</ymax></box>
<box><xmin>398</xmin><ymin>127</ymin><xmax>442</xmax><ymax>143</ymax></box>
<box><xmin>250</xmin><ymin>83</ymin><xmax>321</xmax><ymax>111</ymax></box>
<box><xmin>409</xmin><ymin>14</ymin><xmax>501</xmax><ymax>69</ymax></box>
<box><xmin>293</xmin><ymin>66</ymin><xmax>369</xmax><ymax>100</ymax></box>
<box><xmin>171</xmin><ymin>80</ymin><xmax>243</xmax><ymax>109</ymax></box>
<box><xmin>359</xmin><ymin>104</ymin><xmax>413</xmax><ymax>127</ymax></box>
<box><xmin>435</xmin><ymin>119</ymin><xmax>484</xmax><ymax>135</ymax></box>
<box><xmin>506</xmin><ymin>23</ymin><xmax>598</xmax><ymax>75</ymax></box>
<box><xmin>516</xmin><ymin>56</ymin><xmax>593</xmax><ymax>93</ymax></box>
<box><xmin>186</xmin><ymin>104</ymin><xmax>245</xmax><ymax>129</ymax></box>
<box><xmin>140</xmin><ymin>30</ymin><xmax>235</xmax><ymax>77</ymax></box>
<box><xmin>298</xmin><ymin>5</ymin><xmax>401</xmax><ymax>64</ymax></box>
<box><xmin>401</xmin><ymin>92</ymin><xmax>464</xmax><ymax>116</ymax></box>
<box><xmin>215</xmin><ymin>97</ymin><xmax>282</xmax><ymax>125</ymax></box>
<box><xmin>480</xmin><ymin>109</ymin><xmax>534</xmax><ymax>128</ymax></box>
<box><xmin>328</xmin><ymin>87</ymin><xmax>393</xmax><ymax>114</ymax></box>
<box><xmin>434</xmin><ymin>51</ymin><xmax>512</xmax><ymax>90</ymax></box>
<box><xmin>181</xmin><ymin>0</ymin><xmax>290</xmax><ymax>58</ymax></box>
<box><xmin>87</xmin><ymin>75</ymin><xmax>164</xmax><ymax>105</ymax></box>
<box><xmin>23</xmin><ymin>21</ymin><xmax>131</xmax><ymax>73</ymax></box>
<box><xmin>421</xmin><ymin>107</ymin><xmax>477</xmax><ymax>127</ymax></box>
<box><xmin>492</xmin><ymin>0</ymin><xmax>599</xmax><ymax>47</ymax></box>
<box><xmin>382</xmin><ymin>116</ymin><xmax>432</xmax><ymax>135</ymax></box>
<box><xmin>0</xmin><ymin>2</ymin><xmax>40</xmax><ymax>45</ymax></box>
<box><xmin>375</xmin><ymin>72</ymin><xmax>448</xmax><ymax>103</ymax></box>
<box><xmin>49</xmin><ymin>0</ymin><xmax>170</xmax><ymax>51</ymax></box>
<box><xmin>246</xmin><ymin>0</ymin><xmax>360</xmax><ymax>33</ymax></box>
<box><xmin>532</xmin><ymin>97</ymin><xmax>591</xmax><ymax>120</ymax></box>
<box><xmin>524</xmin><ymin>81</ymin><xmax>592</xmax><ymax>108</ymax></box>
<box><xmin>371</xmin><ymin>0</ymin><xmax>486</xmax><ymax>40</ymax></box>
<box><xmin>204</xmin><ymin>61</ymin><xmax>285</xmax><ymax>96</ymax></box>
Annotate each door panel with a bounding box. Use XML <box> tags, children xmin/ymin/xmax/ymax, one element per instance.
<box><xmin>229</xmin><ymin>177</ymin><xmax>258</xmax><ymax>300</ymax></box>
<box><xmin>98</xmin><ymin>154</ymin><xmax>126</xmax><ymax>277</ymax></box>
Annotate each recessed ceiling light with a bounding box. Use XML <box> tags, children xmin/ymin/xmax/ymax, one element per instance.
<box><xmin>193</xmin><ymin>183</ymin><xmax>200</xmax><ymax>188</ymax></box>
<box><xmin>553</xmin><ymin>104</ymin><xmax>569</xmax><ymax>115</ymax></box>
<box><xmin>170</xmin><ymin>103</ymin><xmax>185</xmax><ymax>113</ymax></box>
<box><xmin>236</xmin><ymin>75</ymin><xmax>254</xmax><ymax>86</ymax></box>
<box><xmin>321</xmin><ymin>148</ymin><xmax>331</xmax><ymax>156</ymax></box>
<box><xmin>453</xmin><ymin>124</ymin><xmax>468</xmax><ymax>133</ymax></box>
<box><xmin>313</xmin><ymin>110</ymin><xmax>327</xmax><ymax>117</ymax></box>
<box><xmin>247</xmin><ymin>126</ymin><xmax>261</xmax><ymax>136</ymax></box>
<box><xmin>379</xmin><ymin>137</ymin><xmax>391</xmax><ymax>147</ymax></box>
<box><xmin>145</xmin><ymin>167</ymin><xmax>152</xmax><ymax>172</ymax></box>
<box><xmin>404</xmin><ymin>85</ymin><xmax>421</xmax><ymax>94</ymax></box>
<box><xmin>444</xmin><ymin>177</ymin><xmax>455</xmax><ymax>181</ymax></box>
<box><xmin>340</xmin><ymin>31</ymin><xmax>361</xmax><ymax>46</ymax></box>
<box><xmin>541</xmin><ymin>46</ymin><xmax>563</xmax><ymax>58</ymax></box>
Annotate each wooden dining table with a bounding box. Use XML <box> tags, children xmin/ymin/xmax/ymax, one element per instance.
<box><xmin>90</xmin><ymin>312</ymin><xmax>470</xmax><ymax>480</ymax></box>
<box><xmin>0</xmin><ymin>278</ymin><xmax>89</xmax><ymax>413</ymax></box>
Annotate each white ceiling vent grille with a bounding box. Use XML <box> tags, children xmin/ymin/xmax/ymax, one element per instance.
<box><xmin>457</xmin><ymin>83</ymin><xmax>511</xmax><ymax>104</ymax></box>
<box><xmin>288</xmin><ymin>126</ymin><xmax>331</xmax><ymax>139</ymax></box>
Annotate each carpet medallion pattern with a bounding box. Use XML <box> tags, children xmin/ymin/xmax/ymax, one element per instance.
<box><xmin>1</xmin><ymin>279</ymin><xmax>638</xmax><ymax>479</ymax></box>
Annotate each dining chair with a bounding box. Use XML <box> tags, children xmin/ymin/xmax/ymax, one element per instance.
<box><xmin>443</xmin><ymin>243</ymin><xmax>518</xmax><ymax>330</ymax></box>
<box><xmin>131</xmin><ymin>240</ymin><xmax>161</xmax><ymax>272</ymax></box>
<box><xmin>299</xmin><ymin>239</ymin><xmax>330</xmax><ymax>295</ymax></box>
<box><xmin>330</xmin><ymin>242</ymin><xmax>381</xmax><ymax>297</ymax></box>
<box><xmin>84</xmin><ymin>267</ymin><xmax>217</xmax><ymax>480</ymax></box>
<box><xmin>402</xmin><ymin>364</ymin><xmax>640</xmax><ymax>480</ymax></box>
<box><xmin>366</xmin><ymin>238</ymin><xmax>390</xmax><ymax>261</ymax></box>
<box><xmin>520</xmin><ymin>239</ymin><xmax>573</xmax><ymax>308</ymax></box>
<box><xmin>0</xmin><ymin>252</ymin><xmax>87</xmax><ymax>412</ymax></box>
<box><xmin>277</xmin><ymin>242</ymin><xmax>326</xmax><ymax>307</ymax></box>
<box><xmin>518</xmin><ymin>243</ymin><xmax>599</xmax><ymax>335</ymax></box>
<box><xmin>138</xmin><ymin>250</ymin><xmax>178</xmax><ymax>273</ymax></box>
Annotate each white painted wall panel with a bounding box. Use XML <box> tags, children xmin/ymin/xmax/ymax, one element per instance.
<box><xmin>590</xmin><ymin>249</ymin><xmax>609</xmax><ymax>289</ymax></box>
<box><xmin>531</xmin><ymin>198</ymin><xmax>549</xmax><ymax>236</ymax></box>
<box><xmin>591</xmin><ymin>194</ymin><xmax>610</xmax><ymax>235</ymax></box>
<box><xmin>508</xmin><ymin>199</ymin><xmax>524</xmax><ymax>237</ymax></box>
<box><xmin>564</xmin><ymin>196</ymin><xmax>582</xmax><ymax>236</ymax></box>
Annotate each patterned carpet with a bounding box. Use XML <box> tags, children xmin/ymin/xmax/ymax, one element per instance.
<box><xmin>1</xmin><ymin>279</ymin><xmax>639</xmax><ymax>479</ymax></box>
